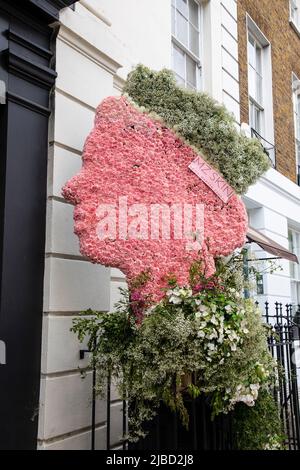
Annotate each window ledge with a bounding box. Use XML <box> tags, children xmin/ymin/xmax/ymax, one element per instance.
<box><xmin>290</xmin><ymin>19</ymin><xmax>300</xmax><ymax>38</ymax></box>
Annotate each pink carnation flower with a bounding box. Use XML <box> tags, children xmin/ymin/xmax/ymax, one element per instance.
<box><xmin>62</xmin><ymin>97</ymin><xmax>248</xmax><ymax>303</ymax></box>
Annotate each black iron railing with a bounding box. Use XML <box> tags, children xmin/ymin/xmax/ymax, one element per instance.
<box><xmin>83</xmin><ymin>301</ymin><xmax>300</xmax><ymax>450</ymax></box>
<box><xmin>262</xmin><ymin>302</ymin><xmax>300</xmax><ymax>450</ymax></box>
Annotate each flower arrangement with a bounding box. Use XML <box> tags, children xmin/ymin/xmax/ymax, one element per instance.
<box><xmin>65</xmin><ymin>65</ymin><xmax>279</xmax><ymax>449</ymax></box>
<box><xmin>124</xmin><ymin>65</ymin><xmax>270</xmax><ymax>194</ymax></box>
<box><xmin>72</xmin><ymin>256</ymin><xmax>281</xmax><ymax>448</ymax></box>
<box><xmin>62</xmin><ymin>95</ymin><xmax>248</xmax><ymax>302</ymax></box>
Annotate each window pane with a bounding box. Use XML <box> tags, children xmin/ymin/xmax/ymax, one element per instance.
<box><xmin>186</xmin><ymin>55</ymin><xmax>197</xmax><ymax>88</ymax></box>
<box><xmin>177</xmin><ymin>0</ymin><xmax>188</xmax><ymax>17</ymax></box>
<box><xmin>172</xmin><ymin>5</ymin><xmax>175</xmax><ymax>35</ymax></box>
<box><xmin>256</xmin><ymin>72</ymin><xmax>262</xmax><ymax>103</ymax></box>
<box><xmin>255</xmin><ymin>45</ymin><xmax>262</xmax><ymax>74</ymax></box>
<box><xmin>175</xmin><ymin>73</ymin><xmax>185</xmax><ymax>87</ymax></box>
<box><xmin>291</xmin><ymin>281</ymin><xmax>297</xmax><ymax>303</ymax></box>
<box><xmin>176</xmin><ymin>11</ymin><xmax>188</xmax><ymax>45</ymax></box>
<box><xmin>250</xmin><ymin>101</ymin><xmax>262</xmax><ymax>133</ymax></box>
<box><xmin>189</xmin><ymin>0</ymin><xmax>199</xmax><ymax>28</ymax></box>
<box><xmin>296</xmin><ymin>140</ymin><xmax>300</xmax><ymax>163</ymax></box>
<box><xmin>248</xmin><ymin>66</ymin><xmax>256</xmax><ymax>99</ymax></box>
<box><xmin>172</xmin><ymin>44</ymin><xmax>185</xmax><ymax>80</ymax></box>
<box><xmin>254</xmin><ymin>107</ymin><xmax>261</xmax><ymax>133</ymax></box>
<box><xmin>189</xmin><ymin>25</ymin><xmax>199</xmax><ymax>56</ymax></box>
<box><xmin>296</xmin><ymin>95</ymin><xmax>300</xmax><ymax>137</ymax></box>
<box><xmin>291</xmin><ymin>0</ymin><xmax>299</xmax><ymax>24</ymax></box>
<box><xmin>248</xmin><ymin>34</ymin><xmax>256</xmax><ymax>67</ymax></box>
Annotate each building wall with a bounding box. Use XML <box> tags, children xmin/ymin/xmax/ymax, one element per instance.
<box><xmin>37</xmin><ymin>0</ymin><xmax>175</xmax><ymax>450</ymax></box>
<box><xmin>38</xmin><ymin>4</ymin><xmax>123</xmax><ymax>450</ymax></box>
<box><xmin>38</xmin><ymin>0</ymin><xmax>300</xmax><ymax>449</ymax></box>
<box><xmin>220</xmin><ymin>0</ymin><xmax>240</xmax><ymax>122</ymax></box>
<box><xmin>237</xmin><ymin>0</ymin><xmax>300</xmax><ymax>309</ymax></box>
<box><xmin>238</xmin><ymin>0</ymin><xmax>300</xmax><ymax>183</ymax></box>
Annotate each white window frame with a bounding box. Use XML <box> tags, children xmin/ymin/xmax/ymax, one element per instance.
<box><xmin>171</xmin><ymin>0</ymin><xmax>203</xmax><ymax>91</ymax></box>
<box><xmin>246</xmin><ymin>15</ymin><xmax>275</xmax><ymax>162</ymax></box>
<box><xmin>289</xmin><ymin>228</ymin><xmax>300</xmax><ymax>306</ymax></box>
<box><xmin>292</xmin><ymin>73</ymin><xmax>300</xmax><ymax>185</ymax></box>
<box><xmin>248</xmin><ymin>31</ymin><xmax>264</xmax><ymax>135</ymax></box>
<box><xmin>290</xmin><ymin>0</ymin><xmax>300</xmax><ymax>34</ymax></box>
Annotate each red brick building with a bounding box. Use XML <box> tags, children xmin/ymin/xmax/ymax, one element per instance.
<box><xmin>238</xmin><ymin>0</ymin><xmax>300</xmax><ymax>183</ymax></box>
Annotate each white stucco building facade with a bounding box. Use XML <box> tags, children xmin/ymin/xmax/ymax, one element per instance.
<box><xmin>37</xmin><ymin>0</ymin><xmax>300</xmax><ymax>449</ymax></box>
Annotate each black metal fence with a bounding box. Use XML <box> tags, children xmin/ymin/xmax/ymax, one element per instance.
<box><xmin>262</xmin><ymin>302</ymin><xmax>300</xmax><ymax>450</ymax></box>
<box><xmin>83</xmin><ymin>302</ymin><xmax>300</xmax><ymax>450</ymax></box>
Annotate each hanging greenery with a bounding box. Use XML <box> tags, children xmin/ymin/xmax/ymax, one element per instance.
<box><xmin>66</xmin><ymin>64</ymin><xmax>281</xmax><ymax>450</ymax></box>
<box><xmin>124</xmin><ymin>65</ymin><xmax>270</xmax><ymax>194</ymax></box>
<box><xmin>72</xmin><ymin>255</ymin><xmax>283</xmax><ymax>449</ymax></box>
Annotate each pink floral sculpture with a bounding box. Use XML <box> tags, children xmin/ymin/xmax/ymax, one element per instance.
<box><xmin>62</xmin><ymin>96</ymin><xmax>247</xmax><ymax>303</ymax></box>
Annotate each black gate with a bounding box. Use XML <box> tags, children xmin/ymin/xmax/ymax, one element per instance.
<box><xmin>263</xmin><ymin>302</ymin><xmax>300</xmax><ymax>450</ymax></box>
<box><xmin>85</xmin><ymin>301</ymin><xmax>300</xmax><ymax>450</ymax></box>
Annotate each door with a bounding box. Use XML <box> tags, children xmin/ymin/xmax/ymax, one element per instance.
<box><xmin>0</xmin><ymin>0</ymin><xmax>57</xmax><ymax>449</ymax></box>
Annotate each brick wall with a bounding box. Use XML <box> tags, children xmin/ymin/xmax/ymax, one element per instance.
<box><xmin>238</xmin><ymin>0</ymin><xmax>300</xmax><ymax>182</ymax></box>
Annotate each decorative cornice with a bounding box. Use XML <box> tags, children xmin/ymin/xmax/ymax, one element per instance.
<box><xmin>7</xmin><ymin>92</ymin><xmax>51</xmax><ymax>116</ymax></box>
<box><xmin>5</xmin><ymin>50</ymin><xmax>57</xmax><ymax>89</ymax></box>
<box><xmin>7</xmin><ymin>30</ymin><xmax>53</xmax><ymax>60</ymax></box>
<box><xmin>113</xmin><ymin>74</ymin><xmax>126</xmax><ymax>93</ymax></box>
<box><xmin>27</xmin><ymin>0</ymin><xmax>78</xmax><ymax>21</ymax></box>
<box><xmin>79</xmin><ymin>0</ymin><xmax>112</xmax><ymax>27</ymax></box>
<box><xmin>58</xmin><ymin>24</ymin><xmax>122</xmax><ymax>75</ymax></box>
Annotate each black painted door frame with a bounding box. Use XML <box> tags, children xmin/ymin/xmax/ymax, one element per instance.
<box><xmin>0</xmin><ymin>0</ymin><xmax>77</xmax><ymax>450</ymax></box>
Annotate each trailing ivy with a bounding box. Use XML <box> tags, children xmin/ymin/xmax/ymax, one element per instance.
<box><xmin>123</xmin><ymin>65</ymin><xmax>270</xmax><ymax>194</ymax></box>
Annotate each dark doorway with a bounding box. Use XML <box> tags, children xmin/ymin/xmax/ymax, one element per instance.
<box><xmin>0</xmin><ymin>0</ymin><xmax>77</xmax><ymax>450</ymax></box>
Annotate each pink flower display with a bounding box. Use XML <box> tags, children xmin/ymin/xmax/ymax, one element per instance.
<box><xmin>62</xmin><ymin>96</ymin><xmax>248</xmax><ymax>303</ymax></box>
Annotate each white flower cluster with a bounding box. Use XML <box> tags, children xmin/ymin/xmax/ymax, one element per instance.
<box><xmin>263</xmin><ymin>435</ymin><xmax>283</xmax><ymax>450</ymax></box>
<box><xmin>166</xmin><ymin>286</ymin><xmax>246</xmax><ymax>363</ymax></box>
<box><xmin>195</xmin><ymin>307</ymin><xmax>242</xmax><ymax>361</ymax></box>
<box><xmin>166</xmin><ymin>287</ymin><xmax>193</xmax><ymax>305</ymax></box>
<box><xmin>228</xmin><ymin>383</ymin><xmax>260</xmax><ymax>408</ymax></box>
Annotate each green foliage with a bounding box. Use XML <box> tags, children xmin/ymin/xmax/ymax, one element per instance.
<box><xmin>71</xmin><ymin>258</ymin><xmax>279</xmax><ymax>445</ymax></box>
<box><xmin>123</xmin><ymin>65</ymin><xmax>270</xmax><ymax>194</ymax></box>
<box><xmin>233</xmin><ymin>390</ymin><xmax>285</xmax><ymax>450</ymax></box>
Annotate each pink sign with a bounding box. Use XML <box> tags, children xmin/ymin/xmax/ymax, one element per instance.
<box><xmin>189</xmin><ymin>155</ymin><xmax>234</xmax><ymax>204</ymax></box>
